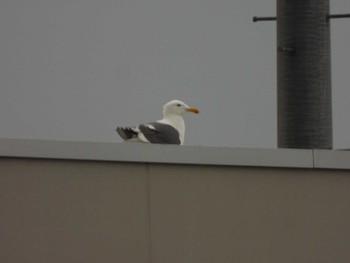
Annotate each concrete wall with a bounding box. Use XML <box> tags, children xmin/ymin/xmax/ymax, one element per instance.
<box><xmin>1</xmin><ymin>150</ymin><xmax>350</xmax><ymax>263</ymax></box>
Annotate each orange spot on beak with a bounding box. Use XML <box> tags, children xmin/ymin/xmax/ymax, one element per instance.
<box><xmin>187</xmin><ymin>107</ymin><xmax>199</xmax><ymax>114</ymax></box>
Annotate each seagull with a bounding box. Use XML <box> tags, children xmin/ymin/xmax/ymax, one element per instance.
<box><xmin>116</xmin><ymin>99</ymin><xmax>199</xmax><ymax>145</ymax></box>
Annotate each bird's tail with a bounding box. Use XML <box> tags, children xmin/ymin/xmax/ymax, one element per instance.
<box><xmin>116</xmin><ymin>126</ymin><xmax>139</xmax><ymax>141</ymax></box>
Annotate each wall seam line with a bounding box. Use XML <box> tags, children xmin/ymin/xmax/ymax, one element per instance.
<box><xmin>146</xmin><ymin>163</ymin><xmax>153</xmax><ymax>263</ymax></box>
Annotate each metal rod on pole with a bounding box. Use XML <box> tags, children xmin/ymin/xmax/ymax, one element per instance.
<box><xmin>253</xmin><ymin>16</ymin><xmax>277</xmax><ymax>22</ymax></box>
<box><xmin>327</xmin><ymin>13</ymin><xmax>350</xmax><ymax>19</ymax></box>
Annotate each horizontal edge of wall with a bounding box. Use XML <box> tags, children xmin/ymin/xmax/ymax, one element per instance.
<box><xmin>313</xmin><ymin>149</ymin><xmax>350</xmax><ymax>170</ymax></box>
<box><xmin>0</xmin><ymin>138</ymin><xmax>316</xmax><ymax>169</ymax></box>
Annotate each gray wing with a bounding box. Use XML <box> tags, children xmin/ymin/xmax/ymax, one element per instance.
<box><xmin>138</xmin><ymin>122</ymin><xmax>181</xmax><ymax>144</ymax></box>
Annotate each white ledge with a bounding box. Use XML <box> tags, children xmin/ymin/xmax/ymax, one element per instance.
<box><xmin>1</xmin><ymin>138</ymin><xmax>350</xmax><ymax>170</ymax></box>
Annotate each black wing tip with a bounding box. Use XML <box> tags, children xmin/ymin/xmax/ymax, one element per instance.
<box><xmin>116</xmin><ymin>126</ymin><xmax>124</xmax><ymax>138</ymax></box>
<box><xmin>116</xmin><ymin>126</ymin><xmax>139</xmax><ymax>140</ymax></box>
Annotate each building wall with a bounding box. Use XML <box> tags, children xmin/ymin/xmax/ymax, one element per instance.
<box><xmin>1</xmin><ymin>157</ymin><xmax>350</xmax><ymax>263</ymax></box>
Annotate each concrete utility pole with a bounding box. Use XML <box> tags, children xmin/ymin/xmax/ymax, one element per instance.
<box><xmin>254</xmin><ymin>1</ymin><xmax>350</xmax><ymax>149</ymax></box>
<box><xmin>277</xmin><ymin>0</ymin><xmax>332</xmax><ymax>149</ymax></box>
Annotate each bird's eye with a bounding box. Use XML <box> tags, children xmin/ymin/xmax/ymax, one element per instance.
<box><xmin>176</xmin><ymin>104</ymin><xmax>181</xmax><ymax>107</ymax></box>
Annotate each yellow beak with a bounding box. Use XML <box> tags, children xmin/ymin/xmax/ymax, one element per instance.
<box><xmin>186</xmin><ymin>107</ymin><xmax>199</xmax><ymax>114</ymax></box>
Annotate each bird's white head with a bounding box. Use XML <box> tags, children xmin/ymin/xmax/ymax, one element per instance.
<box><xmin>163</xmin><ymin>100</ymin><xmax>199</xmax><ymax>117</ymax></box>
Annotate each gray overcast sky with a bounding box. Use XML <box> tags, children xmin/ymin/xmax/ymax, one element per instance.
<box><xmin>1</xmin><ymin>0</ymin><xmax>349</xmax><ymax>148</ymax></box>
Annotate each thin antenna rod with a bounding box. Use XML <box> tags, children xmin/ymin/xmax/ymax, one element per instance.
<box><xmin>252</xmin><ymin>16</ymin><xmax>277</xmax><ymax>22</ymax></box>
<box><xmin>327</xmin><ymin>13</ymin><xmax>350</xmax><ymax>19</ymax></box>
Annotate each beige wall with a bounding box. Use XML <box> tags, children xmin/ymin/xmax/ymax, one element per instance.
<box><xmin>1</xmin><ymin>158</ymin><xmax>350</xmax><ymax>263</ymax></box>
